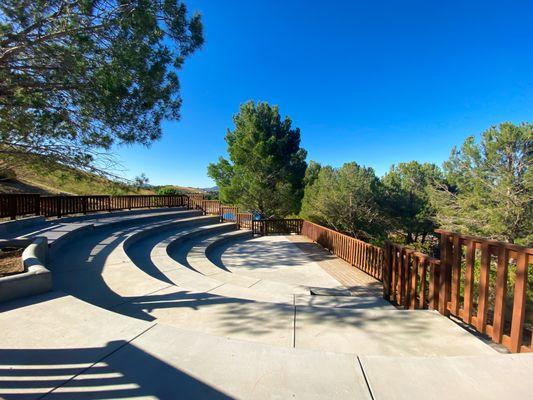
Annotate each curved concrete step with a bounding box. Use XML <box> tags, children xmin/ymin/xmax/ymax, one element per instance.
<box><xmin>147</xmin><ymin>223</ymin><xmax>294</xmax><ymax>303</ymax></box>
<box><xmin>195</xmin><ymin>231</ymin><xmax>362</xmax><ymax>298</ymax></box>
<box><xmin>132</xmin><ymin>225</ymin><xmax>395</xmax><ymax>309</ymax></box>
<box><xmin>50</xmin><ymin>215</ymin><xmax>217</xmax><ymax>308</ymax></box>
<box><xmin>47</xmin><ymin>217</ymin><xmax>496</xmax><ymax>355</ymax></box>
<box><xmin>9</xmin><ymin>208</ymin><xmax>203</xmax><ymax>260</ymax></box>
<box><xmin>210</xmin><ymin>234</ymin><xmax>353</xmax><ymax>294</ymax></box>
<box><xmin>124</xmin><ymin>220</ymin><xmax>391</xmax><ymax>309</ymax></box>
<box><xmin>4</xmin><ymin>208</ymin><xmax>197</xmax><ymax>241</ymax></box>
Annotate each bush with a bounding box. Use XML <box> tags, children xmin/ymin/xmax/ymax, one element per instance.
<box><xmin>156</xmin><ymin>186</ymin><xmax>183</xmax><ymax>196</ymax></box>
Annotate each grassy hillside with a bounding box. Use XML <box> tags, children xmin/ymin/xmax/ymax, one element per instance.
<box><xmin>0</xmin><ymin>155</ymin><xmax>153</xmax><ymax>195</ymax></box>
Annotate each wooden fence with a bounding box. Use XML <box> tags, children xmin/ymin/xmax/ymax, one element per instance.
<box><xmin>252</xmin><ymin>219</ymin><xmax>303</xmax><ymax>236</ymax></box>
<box><xmin>384</xmin><ymin>231</ymin><xmax>533</xmax><ymax>353</ymax></box>
<box><xmin>0</xmin><ymin>194</ymin><xmax>189</xmax><ymax>219</ymax></box>
<box><xmin>219</xmin><ymin>206</ymin><xmax>253</xmax><ymax>229</ymax></box>
<box><xmin>301</xmin><ymin>220</ymin><xmax>384</xmax><ymax>280</ymax></box>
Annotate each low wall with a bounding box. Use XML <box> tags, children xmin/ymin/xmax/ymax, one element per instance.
<box><xmin>0</xmin><ymin>237</ymin><xmax>52</xmax><ymax>303</ymax></box>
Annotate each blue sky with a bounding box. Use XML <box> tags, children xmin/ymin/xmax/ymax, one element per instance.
<box><xmin>113</xmin><ymin>0</ymin><xmax>533</xmax><ymax>187</ymax></box>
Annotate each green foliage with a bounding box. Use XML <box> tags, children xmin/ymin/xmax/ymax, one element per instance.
<box><xmin>300</xmin><ymin>162</ymin><xmax>389</xmax><ymax>242</ymax></box>
<box><xmin>0</xmin><ymin>0</ymin><xmax>203</xmax><ymax>174</ymax></box>
<box><xmin>134</xmin><ymin>173</ymin><xmax>150</xmax><ymax>189</ymax></box>
<box><xmin>156</xmin><ymin>186</ymin><xmax>183</xmax><ymax>195</ymax></box>
<box><xmin>382</xmin><ymin>161</ymin><xmax>443</xmax><ymax>248</ymax></box>
<box><xmin>430</xmin><ymin>122</ymin><xmax>532</xmax><ymax>246</ymax></box>
<box><xmin>203</xmin><ymin>191</ymin><xmax>219</xmax><ymax>200</ymax></box>
<box><xmin>303</xmin><ymin>160</ymin><xmax>321</xmax><ymax>187</ymax></box>
<box><xmin>208</xmin><ymin>101</ymin><xmax>307</xmax><ymax>217</ymax></box>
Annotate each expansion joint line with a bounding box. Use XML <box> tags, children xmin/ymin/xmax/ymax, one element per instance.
<box><xmin>292</xmin><ymin>294</ymin><xmax>296</xmax><ymax>348</ymax></box>
<box><xmin>356</xmin><ymin>356</ymin><xmax>375</xmax><ymax>400</ymax></box>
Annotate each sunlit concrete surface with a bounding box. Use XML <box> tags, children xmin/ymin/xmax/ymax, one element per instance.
<box><xmin>360</xmin><ymin>353</ymin><xmax>533</xmax><ymax>400</ymax></box>
<box><xmin>218</xmin><ymin>235</ymin><xmax>346</xmax><ymax>289</ymax></box>
<box><xmin>1</xmin><ymin>211</ymin><xmax>527</xmax><ymax>399</ymax></box>
<box><xmin>46</xmin><ymin>325</ymin><xmax>372</xmax><ymax>400</ymax></box>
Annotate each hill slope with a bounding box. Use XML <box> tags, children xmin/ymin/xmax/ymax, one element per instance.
<box><xmin>0</xmin><ymin>155</ymin><xmax>152</xmax><ymax>195</ymax></box>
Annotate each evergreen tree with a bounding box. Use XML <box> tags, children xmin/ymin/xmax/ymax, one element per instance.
<box><xmin>0</xmin><ymin>0</ymin><xmax>203</xmax><ymax>174</ymax></box>
<box><xmin>431</xmin><ymin>122</ymin><xmax>532</xmax><ymax>245</ymax></box>
<box><xmin>208</xmin><ymin>101</ymin><xmax>307</xmax><ymax>217</ymax></box>
<box><xmin>301</xmin><ymin>162</ymin><xmax>389</xmax><ymax>241</ymax></box>
<box><xmin>382</xmin><ymin>161</ymin><xmax>443</xmax><ymax>246</ymax></box>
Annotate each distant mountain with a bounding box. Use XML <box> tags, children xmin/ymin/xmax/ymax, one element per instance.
<box><xmin>200</xmin><ymin>186</ymin><xmax>218</xmax><ymax>193</ymax></box>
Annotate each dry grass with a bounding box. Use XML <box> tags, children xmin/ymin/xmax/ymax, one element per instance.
<box><xmin>0</xmin><ymin>248</ymin><xmax>24</xmax><ymax>277</ymax></box>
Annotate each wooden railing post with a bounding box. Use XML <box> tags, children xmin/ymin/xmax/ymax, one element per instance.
<box><xmin>428</xmin><ymin>260</ymin><xmax>440</xmax><ymax>310</ymax></box>
<box><xmin>438</xmin><ymin>231</ymin><xmax>452</xmax><ymax>316</ymax></box>
<box><xmin>383</xmin><ymin>242</ymin><xmax>392</xmax><ymax>300</ymax></box>
<box><xmin>8</xmin><ymin>195</ymin><xmax>17</xmax><ymax>220</ymax></box>
<box><xmin>56</xmin><ymin>196</ymin><xmax>62</xmax><ymax>218</ymax></box>
<box><xmin>34</xmin><ymin>194</ymin><xmax>40</xmax><ymax>216</ymax></box>
<box><xmin>509</xmin><ymin>252</ymin><xmax>528</xmax><ymax>352</ymax></box>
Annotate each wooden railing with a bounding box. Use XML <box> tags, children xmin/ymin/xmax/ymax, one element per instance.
<box><xmin>384</xmin><ymin>243</ymin><xmax>441</xmax><ymax>310</ymax></box>
<box><xmin>252</xmin><ymin>219</ymin><xmax>303</xmax><ymax>236</ymax></box>
<box><xmin>384</xmin><ymin>232</ymin><xmax>533</xmax><ymax>353</ymax></box>
<box><xmin>0</xmin><ymin>194</ymin><xmax>40</xmax><ymax>219</ymax></box>
<box><xmin>219</xmin><ymin>206</ymin><xmax>253</xmax><ymax>229</ymax></box>
<box><xmin>438</xmin><ymin>230</ymin><xmax>532</xmax><ymax>353</ymax></box>
<box><xmin>0</xmin><ymin>194</ymin><xmax>189</xmax><ymax>219</ymax></box>
<box><xmin>301</xmin><ymin>220</ymin><xmax>384</xmax><ymax>280</ymax></box>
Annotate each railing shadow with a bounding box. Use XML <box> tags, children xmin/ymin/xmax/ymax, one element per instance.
<box><xmin>0</xmin><ymin>341</ymin><xmax>233</xmax><ymax>399</ymax></box>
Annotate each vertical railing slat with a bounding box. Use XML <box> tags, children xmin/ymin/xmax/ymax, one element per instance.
<box><xmin>476</xmin><ymin>242</ymin><xmax>491</xmax><ymax>333</ymax></box>
<box><xmin>463</xmin><ymin>240</ymin><xmax>475</xmax><ymax>325</ymax></box>
<box><xmin>509</xmin><ymin>252</ymin><xmax>528</xmax><ymax>352</ymax></box>
<box><xmin>492</xmin><ymin>247</ymin><xmax>509</xmax><ymax>343</ymax></box>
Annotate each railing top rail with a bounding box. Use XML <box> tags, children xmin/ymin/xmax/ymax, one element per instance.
<box><xmin>435</xmin><ymin>229</ymin><xmax>533</xmax><ymax>255</ymax></box>
<box><xmin>387</xmin><ymin>241</ymin><xmax>440</xmax><ymax>264</ymax></box>
<box><xmin>303</xmin><ymin>220</ymin><xmax>380</xmax><ymax>248</ymax></box>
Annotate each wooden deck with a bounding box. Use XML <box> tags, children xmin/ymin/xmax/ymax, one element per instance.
<box><xmin>287</xmin><ymin>235</ymin><xmax>384</xmax><ymax>297</ymax></box>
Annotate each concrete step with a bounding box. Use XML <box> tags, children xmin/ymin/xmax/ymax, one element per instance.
<box><xmin>50</xmin><ymin>216</ymin><xmax>218</xmax><ymax>308</ymax></box>
<box><xmin>1</xmin><ymin>208</ymin><xmax>198</xmax><ymax>241</ymax></box>
<box><xmin>211</xmin><ymin>234</ymin><xmax>350</xmax><ymax>293</ymax></box>
<box><xmin>0</xmin><ymin>292</ymin><xmax>370</xmax><ymax>400</ymax></box>
<box><xmin>1</xmin><ymin>291</ymin><xmax>527</xmax><ymax>400</ymax></box>
<box><xmin>47</xmin><ymin>218</ymin><xmax>496</xmax><ymax>355</ymax></box>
